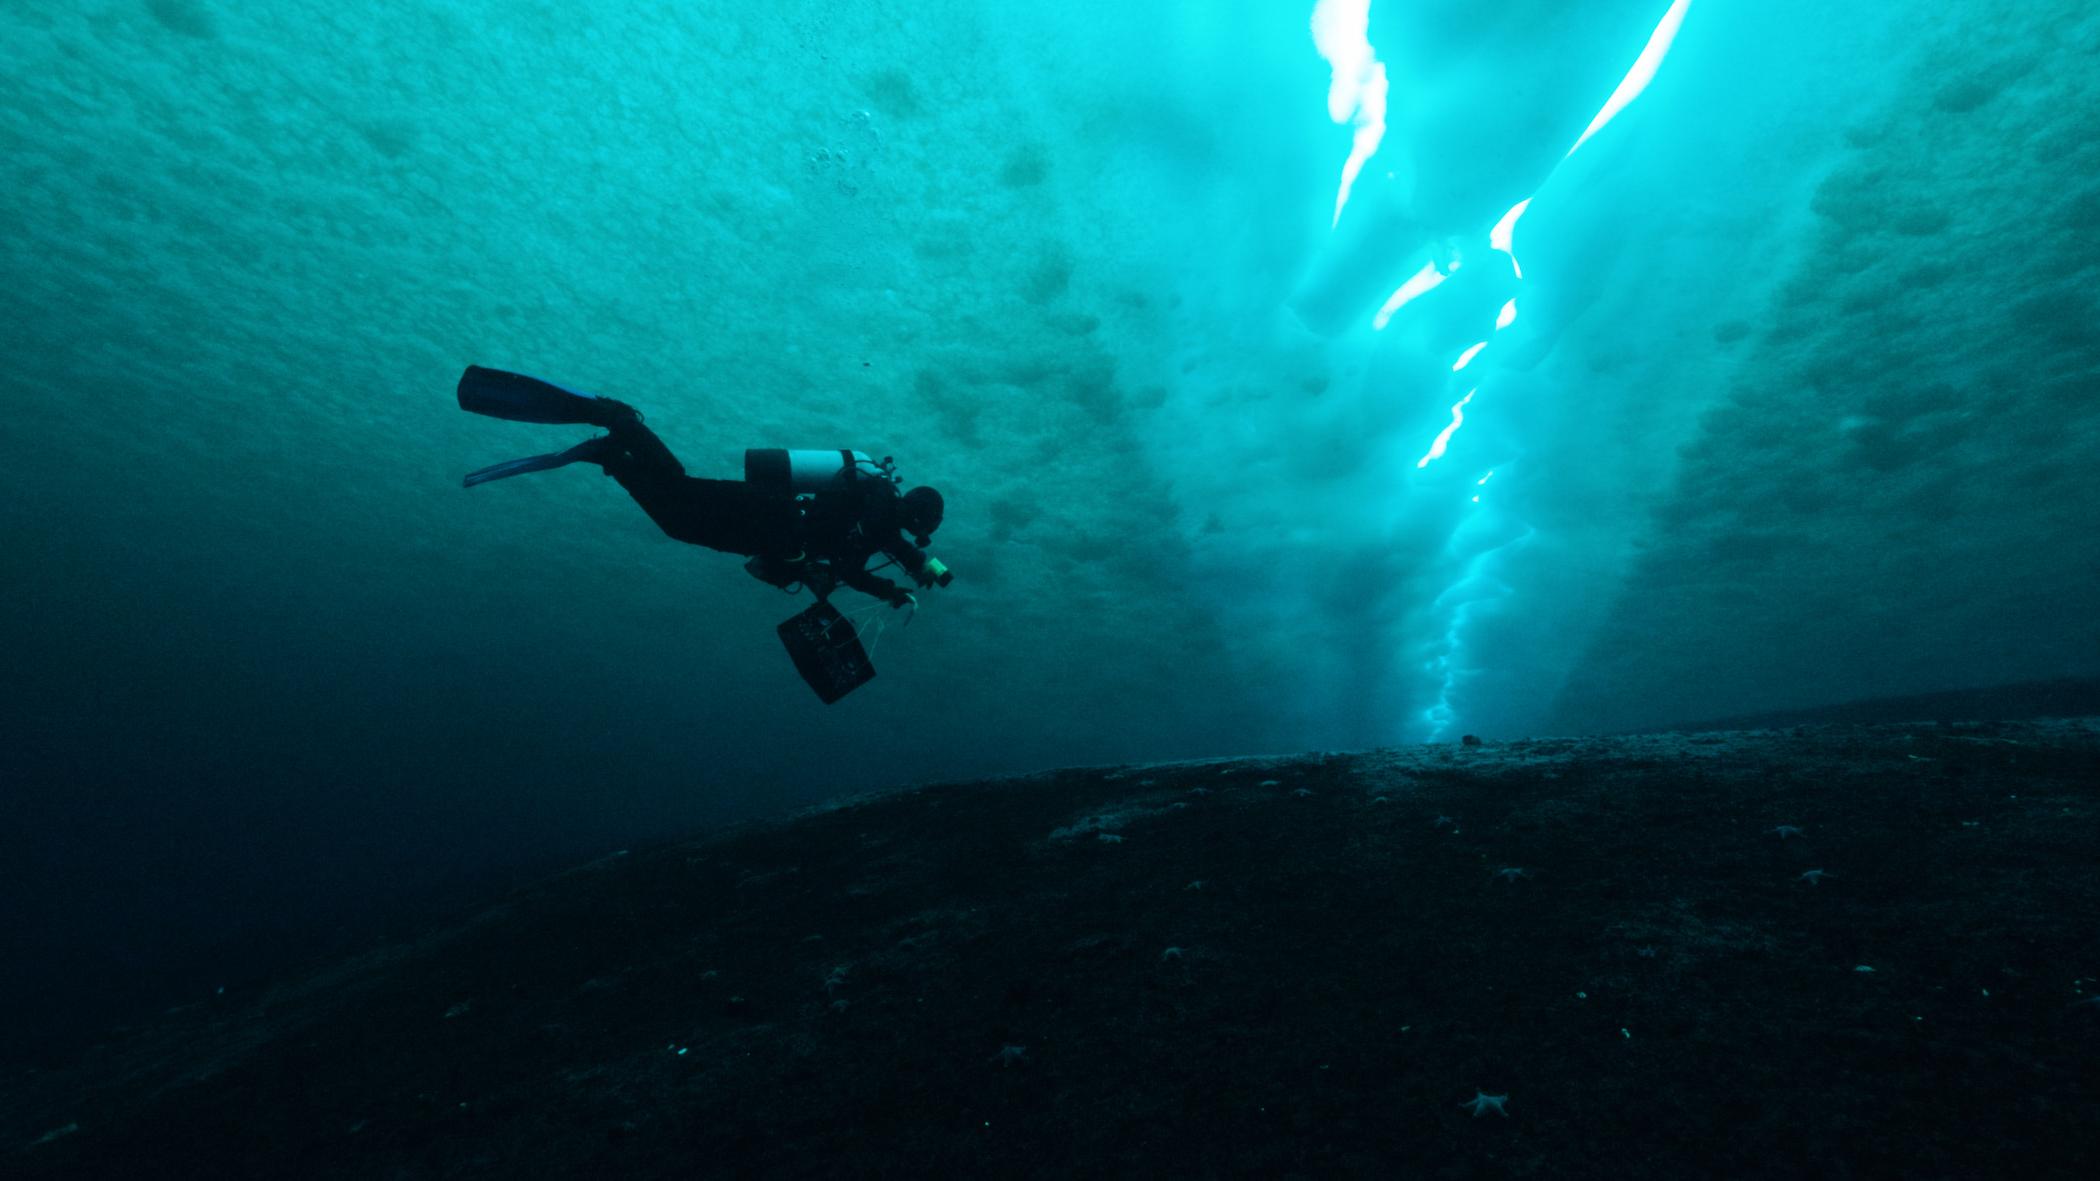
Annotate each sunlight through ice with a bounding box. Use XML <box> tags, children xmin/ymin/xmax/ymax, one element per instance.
<box><xmin>1417</xmin><ymin>390</ymin><xmax>1477</xmax><ymax>468</ymax></box>
<box><xmin>1490</xmin><ymin>199</ymin><xmax>1531</xmax><ymax>278</ymax></box>
<box><xmin>1313</xmin><ymin>0</ymin><xmax>1388</xmax><ymax>227</ymax></box>
<box><xmin>1304</xmin><ymin>0</ymin><xmax>1697</xmax><ymax>740</ymax></box>
<box><xmin>1373</xmin><ymin>262</ymin><xmax>1449</xmax><ymax>330</ymax></box>
<box><xmin>1565</xmin><ymin>0</ymin><xmax>1693</xmax><ymax>158</ymax></box>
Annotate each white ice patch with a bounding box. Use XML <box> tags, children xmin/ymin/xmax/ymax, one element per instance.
<box><xmin>1491</xmin><ymin>198</ymin><xmax>1533</xmax><ymax>277</ymax></box>
<box><xmin>1312</xmin><ymin>0</ymin><xmax>1389</xmax><ymax>227</ymax></box>
<box><xmin>1417</xmin><ymin>390</ymin><xmax>1477</xmax><ymax>468</ymax></box>
<box><xmin>1373</xmin><ymin>261</ymin><xmax>1450</xmax><ymax>330</ymax></box>
<box><xmin>1565</xmin><ymin>0</ymin><xmax>1694</xmax><ymax>159</ymax></box>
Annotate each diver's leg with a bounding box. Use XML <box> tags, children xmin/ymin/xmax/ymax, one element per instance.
<box><xmin>602</xmin><ymin>459</ymin><xmax>798</xmax><ymax>557</ymax></box>
<box><xmin>601</xmin><ymin>414</ymin><xmax>685</xmax><ymax>479</ymax></box>
<box><xmin>475</xmin><ymin>406</ymin><xmax>789</xmax><ymax>555</ymax></box>
<box><xmin>586</xmin><ymin>421</ymin><xmax>775</xmax><ymax>552</ymax></box>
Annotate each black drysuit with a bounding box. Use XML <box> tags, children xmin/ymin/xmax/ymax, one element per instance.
<box><xmin>593</xmin><ymin>420</ymin><xmax>928</xmax><ymax>604</ymax></box>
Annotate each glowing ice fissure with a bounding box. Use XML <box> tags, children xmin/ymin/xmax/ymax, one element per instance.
<box><xmin>1298</xmin><ymin>1</ymin><xmax>1696</xmax><ymax>741</ymax></box>
<box><xmin>1372</xmin><ymin>262</ymin><xmax>1448</xmax><ymax>330</ymax></box>
<box><xmin>1406</xmin><ymin>0</ymin><xmax>1694</xmax><ymax>477</ymax></box>
<box><xmin>1490</xmin><ymin>199</ymin><xmax>1531</xmax><ymax>278</ymax></box>
<box><xmin>1565</xmin><ymin>0</ymin><xmax>1693</xmax><ymax>159</ymax></box>
<box><xmin>1420</xmin><ymin>526</ymin><xmax>1537</xmax><ymax>740</ymax></box>
<box><xmin>1416</xmin><ymin>390</ymin><xmax>1476</xmax><ymax>468</ymax></box>
<box><xmin>1414</xmin><ymin>1</ymin><xmax>1693</xmax><ymax>739</ymax></box>
<box><xmin>1312</xmin><ymin>0</ymin><xmax>1389</xmax><ymax>228</ymax></box>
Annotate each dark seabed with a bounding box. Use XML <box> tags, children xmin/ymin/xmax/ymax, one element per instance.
<box><xmin>8</xmin><ymin>720</ymin><xmax>2098</xmax><ymax>1177</ymax></box>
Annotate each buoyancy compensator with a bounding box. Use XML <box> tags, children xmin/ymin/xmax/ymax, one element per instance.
<box><xmin>743</xmin><ymin>448</ymin><xmax>955</xmax><ymax>703</ymax></box>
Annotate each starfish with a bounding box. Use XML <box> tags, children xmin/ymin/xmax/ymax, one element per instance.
<box><xmin>1461</xmin><ymin>1090</ymin><xmax>1510</xmax><ymax>1118</ymax></box>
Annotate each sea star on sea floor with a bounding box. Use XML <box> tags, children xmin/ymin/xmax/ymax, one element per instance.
<box><xmin>1461</xmin><ymin>1091</ymin><xmax>1509</xmax><ymax>1118</ymax></box>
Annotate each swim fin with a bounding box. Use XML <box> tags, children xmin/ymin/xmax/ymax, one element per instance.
<box><xmin>463</xmin><ymin>436</ymin><xmax>618</xmax><ymax>487</ymax></box>
<box><xmin>457</xmin><ymin>365</ymin><xmax>619</xmax><ymax>425</ymax></box>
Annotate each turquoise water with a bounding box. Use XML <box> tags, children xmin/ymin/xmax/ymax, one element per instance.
<box><xmin>4</xmin><ymin>0</ymin><xmax>2097</xmax><ymax>1051</ymax></box>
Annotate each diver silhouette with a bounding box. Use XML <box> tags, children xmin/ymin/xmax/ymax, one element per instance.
<box><xmin>455</xmin><ymin>366</ymin><xmax>951</xmax><ymax>701</ymax></box>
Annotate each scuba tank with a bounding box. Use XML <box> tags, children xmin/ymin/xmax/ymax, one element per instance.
<box><xmin>744</xmin><ymin>449</ymin><xmax>891</xmax><ymax>494</ymax></box>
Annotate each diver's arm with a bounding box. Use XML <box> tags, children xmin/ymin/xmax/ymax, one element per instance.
<box><xmin>882</xmin><ymin>539</ymin><xmax>934</xmax><ymax>586</ymax></box>
<box><xmin>838</xmin><ymin>564</ymin><xmax>911</xmax><ymax>606</ymax></box>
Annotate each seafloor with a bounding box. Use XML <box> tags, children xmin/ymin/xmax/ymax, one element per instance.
<box><xmin>8</xmin><ymin>720</ymin><xmax>2098</xmax><ymax>1178</ymax></box>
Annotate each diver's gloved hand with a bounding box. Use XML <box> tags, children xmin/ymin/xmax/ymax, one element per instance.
<box><xmin>886</xmin><ymin>589</ymin><xmax>916</xmax><ymax>610</ymax></box>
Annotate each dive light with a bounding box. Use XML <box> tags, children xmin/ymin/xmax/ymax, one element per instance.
<box><xmin>920</xmin><ymin>557</ymin><xmax>953</xmax><ymax>588</ymax></box>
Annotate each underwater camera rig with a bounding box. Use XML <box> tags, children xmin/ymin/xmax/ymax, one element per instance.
<box><xmin>743</xmin><ymin>449</ymin><xmax>954</xmax><ymax>703</ymax></box>
<box><xmin>776</xmin><ymin>601</ymin><xmax>875</xmax><ymax>705</ymax></box>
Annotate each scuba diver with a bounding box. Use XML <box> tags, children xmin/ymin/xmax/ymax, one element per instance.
<box><xmin>455</xmin><ymin>365</ymin><xmax>949</xmax><ymax>608</ymax></box>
